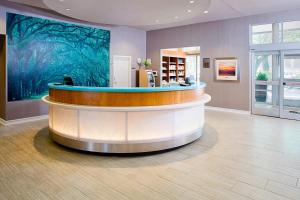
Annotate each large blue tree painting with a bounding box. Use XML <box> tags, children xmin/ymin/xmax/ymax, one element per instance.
<box><xmin>7</xmin><ymin>13</ymin><xmax>110</xmax><ymax>101</ymax></box>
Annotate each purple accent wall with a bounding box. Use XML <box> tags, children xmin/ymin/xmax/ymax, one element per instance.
<box><xmin>146</xmin><ymin>8</ymin><xmax>300</xmax><ymax>111</ymax></box>
<box><xmin>0</xmin><ymin>34</ymin><xmax>6</xmax><ymax>120</ymax></box>
<box><xmin>6</xmin><ymin>101</ymin><xmax>48</xmax><ymax>120</ymax></box>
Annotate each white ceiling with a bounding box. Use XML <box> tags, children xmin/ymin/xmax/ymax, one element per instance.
<box><xmin>6</xmin><ymin>0</ymin><xmax>300</xmax><ymax>30</ymax></box>
<box><xmin>43</xmin><ymin>0</ymin><xmax>211</xmax><ymax>27</ymax></box>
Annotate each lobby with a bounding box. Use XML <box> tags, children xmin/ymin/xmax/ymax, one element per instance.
<box><xmin>0</xmin><ymin>0</ymin><xmax>300</xmax><ymax>199</ymax></box>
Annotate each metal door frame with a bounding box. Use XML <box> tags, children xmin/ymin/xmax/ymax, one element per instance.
<box><xmin>251</xmin><ymin>49</ymin><xmax>300</xmax><ymax>120</ymax></box>
<box><xmin>280</xmin><ymin>50</ymin><xmax>300</xmax><ymax>120</ymax></box>
<box><xmin>251</xmin><ymin>50</ymin><xmax>281</xmax><ymax>117</ymax></box>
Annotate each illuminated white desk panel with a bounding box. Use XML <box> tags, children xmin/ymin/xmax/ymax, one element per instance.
<box><xmin>43</xmin><ymin>83</ymin><xmax>210</xmax><ymax>153</ymax></box>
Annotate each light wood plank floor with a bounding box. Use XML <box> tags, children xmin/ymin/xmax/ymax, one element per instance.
<box><xmin>0</xmin><ymin>110</ymin><xmax>300</xmax><ymax>200</ymax></box>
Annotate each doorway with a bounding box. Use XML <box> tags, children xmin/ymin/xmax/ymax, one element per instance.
<box><xmin>251</xmin><ymin>50</ymin><xmax>300</xmax><ymax>120</ymax></box>
<box><xmin>112</xmin><ymin>55</ymin><xmax>131</xmax><ymax>87</ymax></box>
<box><xmin>160</xmin><ymin>47</ymin><xmax>200</xmax><ymax>85</ymax></box>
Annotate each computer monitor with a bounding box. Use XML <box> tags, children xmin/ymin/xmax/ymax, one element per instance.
<box><xmin>63</xmin><ymin>76</ymin><xmax>74</xmax><ymax>86</ymax></box>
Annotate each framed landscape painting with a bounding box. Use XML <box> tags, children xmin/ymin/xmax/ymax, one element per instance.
<box><xmin>214</xmin><ymin>58</ymin><xmax>239</xmax><ymax>81</ymax></box>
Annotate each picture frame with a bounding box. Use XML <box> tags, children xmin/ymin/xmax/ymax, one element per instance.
<box><xmin>214</xmin><ymin>57</ymin><xmax>239</xmax><ymax>81</ymax></box>
<box><xmin>203</xmin><ymin>58</ymin><xmax>210</xmax><ymax>68</ymax></box>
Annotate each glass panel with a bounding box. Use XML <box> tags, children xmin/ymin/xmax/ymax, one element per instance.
<box><xmin>282</xmin><ymin>52</ymin><xmax>300</xmax><ymax>119</ymax></box>
<box><xmin>253</xmin><ymin>53</ymin><xmax>280</xmax><ymax>117</ymax></box>
<box><xmin>254</xmin><ymin>54</ymin><xmax>273</xmax><ymax>81</ymax></box>
<box><xmin>186</xmin><ymin>55</ymin><xmax>197</xmax><ymax>82</ymax></box>
<box><xmin>197</xmin><ymin>55</ymin><xmax>200</xmax><ymax>83</ymax></box>
<box><xmin>284</xmin><ymin>54</ymin><xmax>300</xmax><ymax>80</ymax></box>
<box><xmin>255</xmin><ymin>84</ymin><xmax>270</xmax><ymax>102</ymax></box>
<box><xmin>254</xmin><ymin>84</ymin><xmax>280</xmax><ymax>116</ymax></box>
<box><xmin>283</xmin><ymin>86</ymin><xmax>300</xmax><ymax>114</ymax></box>
<box><xmin>283</xmin><ymin>21</ymin><xmax>300</xmax><ymax>43</ymax></box>
<box><xmin>252</xmin><ymin>24</ymin><xmax>273</xmax><ymax>44</ymax></box>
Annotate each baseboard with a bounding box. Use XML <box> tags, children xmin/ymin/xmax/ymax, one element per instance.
<box><xmin>0</xmin><ymin>115</ymin><xmax>48</xmax><ymax>126</ymax></box>
<box><xmin>0</xmin><ymin>118</ymin><xmax>6</xmax><ymax>126</ymax></box>
<box><xmin>205</xmin><ymin>106</ymin><xmax>251</xmax><ymax>115</ymax></box>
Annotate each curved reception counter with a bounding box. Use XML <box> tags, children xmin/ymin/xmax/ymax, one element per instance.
<box><xmin>43</xmin><ymin>83</ymin><xmax>211</xmax><ymax>153</ymax></box>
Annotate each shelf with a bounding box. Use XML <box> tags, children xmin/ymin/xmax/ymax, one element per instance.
<box><xmin>161</xmin><ymin>55</ymin><xmax>186</xmax><ymax>84</ymax></box>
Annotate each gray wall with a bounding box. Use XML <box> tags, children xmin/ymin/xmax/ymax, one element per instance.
<box><xmin>147</xmin><ymin>8</ymin><xmax>300</xmax><ymax>111</ymax></box>
<box><xmin>0</xmin><ymin>2</ymin><xmax>146</xmax><ymax>120</ymax></box>
<box><xmin>111</xmin><ymin>26</ymin><xmax>146</xmax><ymax>87</ymax></box>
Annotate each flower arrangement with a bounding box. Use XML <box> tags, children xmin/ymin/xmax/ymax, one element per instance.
<box><xmin>137</xmin><ymin>58</ymin><xmax>143</xmax><ymax>68</ymax></box>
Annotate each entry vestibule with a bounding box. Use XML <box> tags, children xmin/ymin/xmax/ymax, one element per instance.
<box><xmin>251</xmin><ymin>49</ymin><xmax>300</xmax><ymax>120</ymax></box>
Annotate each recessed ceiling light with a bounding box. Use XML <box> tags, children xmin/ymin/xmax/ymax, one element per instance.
<box><xmin>204</xmin><ymin>10</ymin><xmax>208</xmax><ymax>14</ymax></box>
<box><xmin>59</xmin><ymin>0</ymin><xmax>64</xmax><ymax>2</ymax></box>
<box><xmin>187</xmin><ymin>10</ymin><xmax>192</xmax><ymax>13</ymax></box>
<box><xmin>189</xmin><ymin>0</ymin><xmax>195</xmax><ymax>3</ymax></box>
<box><xmin>174</xmin><ymin>16</ymin><xmax>179</xmax><ymax>19</ymax></box>
<box><xmin>65</xmin><ymin>8</ymin><xmax>71</xmax><ymax>11</ymax></box>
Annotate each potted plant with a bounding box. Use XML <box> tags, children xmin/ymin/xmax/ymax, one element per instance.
<box><xmin>143</xmin><ymin>59</ymin><xmax>152</xmax><ymax>69</ymax></box>
<box><xmin>255</xmin><ymin>71</ymin><xmax>268</xmax><ymax>102</ymax></box>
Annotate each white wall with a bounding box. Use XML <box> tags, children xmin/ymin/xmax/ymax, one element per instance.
<box><xmin>0</xmin><ymin>6</ymin><xmax>6</xmax><ymax>34</ymax></box>
<box><xmin>111</xmin><ymin>26</ymin><xmax>146</xmax><ymax>87</ymax></box>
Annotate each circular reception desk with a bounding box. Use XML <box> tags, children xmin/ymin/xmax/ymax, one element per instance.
<box><xmin>43</xmin><ymin>83</ymin><xmax>211</xmax><ymax>153</ymax></box>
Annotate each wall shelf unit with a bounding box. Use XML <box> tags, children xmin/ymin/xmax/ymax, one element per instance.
<box><xmin>161</xmin><ymin>56</ymin><xmax>186</xmax><ymax>83</ymax></box>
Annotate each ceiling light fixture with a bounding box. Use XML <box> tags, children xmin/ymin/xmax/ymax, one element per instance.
<box><xmin>187</xmin><ymin>10</ymin><xmax>192</xmax><ymax>13</ymax></box>
<box><xmin>189</xmin><ymin>0</ymin><xmax>195</xmax><ymax>3</ymax></box>
<box><xmin>155</xmin><ymin>19</ymin><xmax>159</xmax><ymax>23</ymax></box>
<box><xmin>204</xmin><ymin>10</ymin><xmax>208</xmax><ymax>14</ymax></box>
<box><xmin>66</xmin><ymin>8</ymin><xmax>71</xmax><ymax>11</ymax></box>
<box><xmin>174</xmin><ymin>16</ymin><xmax>179</xmax><ymax>19</ymax></box>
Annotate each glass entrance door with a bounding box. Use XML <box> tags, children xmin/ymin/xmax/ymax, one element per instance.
<box><xmin>252</xmin><ymin>50</ymin><xmax>300</xmax><ymax>120</ymax></box>
<box><xmin>252</xmin><ymin>51</ymin><xmax>280</xmax><ymax>117</ymax></box>
<box><xmin>280</xmin><ymin>51</ymin><xmax>300</xmax><ymax>120</ymax></box>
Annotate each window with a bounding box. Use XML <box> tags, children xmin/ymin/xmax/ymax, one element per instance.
<box><xmin>254</xmin><ymin>54</ymin><xmax>273</xmax><ymax>81</ymax></box>
<box><xmin>283</xmin><ymin>21</ymin><xmax>300</xmax><ymax>43</ymax></box>
<box><xmin>252</xmin><ymin>24</ymin><xmax>273</xmax><ymax>44</ymax></box>
<box><xmin>284</xmin><ymin>54</ymin><xmax>300</xmax><ymax>79</ymax></box>
<box><xmin>251</xmin><ymin>21</ymin><xmax>300</xmax><ymax>45</ymax></box>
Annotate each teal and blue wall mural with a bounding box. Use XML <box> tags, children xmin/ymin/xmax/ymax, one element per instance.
<box><xmin>6</xmin><ymin>13</ymin><xmax>110</xmax><ymax>101</ymax></box>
